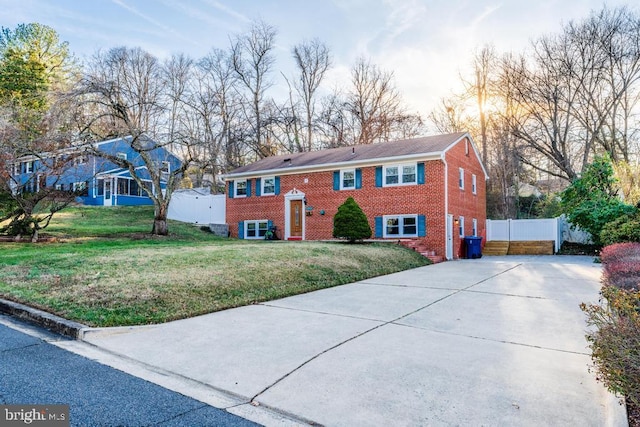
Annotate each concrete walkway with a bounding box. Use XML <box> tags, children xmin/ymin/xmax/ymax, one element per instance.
<box><xmin>62</xmin><ymin>256</ymin><xmax>625</xmax><ymax>426</ymax></box>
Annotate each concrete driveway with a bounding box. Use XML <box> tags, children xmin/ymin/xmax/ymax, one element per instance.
<box><xmin>63</xmin><ymin>255</ymin><xmax>625</xmax><ymax>426</ymax></box>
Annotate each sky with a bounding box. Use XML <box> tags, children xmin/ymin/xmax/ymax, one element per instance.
<box><xmin>1</xmin><ymin>0</ymin><xmax>636</xmax><ymax>118</ymax></box>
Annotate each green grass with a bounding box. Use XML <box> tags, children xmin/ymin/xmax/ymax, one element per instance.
<box><xmin>0</xmin><ymin>206</ymin><xmax>431</xmax><ymax>327</ymax></box>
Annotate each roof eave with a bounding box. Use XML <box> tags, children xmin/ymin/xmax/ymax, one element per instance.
<box><xmin>222</xmin><ymin>152</ymin><xmax>444</xmax><ymax>180</ymax></box>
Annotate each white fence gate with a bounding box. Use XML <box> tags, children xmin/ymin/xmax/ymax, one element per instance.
<box><xmin>486</xmin><ymin>218</ymin><xmax>563</xmax><ymax>253</ymax></box>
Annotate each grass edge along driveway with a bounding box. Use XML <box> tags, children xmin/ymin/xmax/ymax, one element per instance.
<box><xmin>0</xmin><ymin>206</ymin><xmax>431</xmax><ymax>327</ymax></box>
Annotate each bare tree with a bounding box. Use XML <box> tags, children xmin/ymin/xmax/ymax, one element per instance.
<box><xmin>230</xmin><ymin>19</ymin><xmax>277</xmax><ymax>158</ymax></box>
<box><xmin>292</xmin><ymin>38</ymin><xmax>331</xmax><ymax>151</ymax></box>
<box><xmin>77</xmin><ymin>46</ymin><xmax>194</xmax><ymax>235</ymax></box>
<box><xmin>348</xmin><ymin>57</ymin><xmax>402</xmax><ymax>145</ymax></box>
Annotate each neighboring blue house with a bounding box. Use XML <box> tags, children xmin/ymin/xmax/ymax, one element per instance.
<box><xmin>11</xmin><ymin>135</ymin><xmax>182</xmax><ymax>206</ymax></box>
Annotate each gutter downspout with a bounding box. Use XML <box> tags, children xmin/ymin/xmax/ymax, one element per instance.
<box><xmin>442</xmin><ymin>153</ymin><xmax>450</xmax><ymax>260</ymax></box>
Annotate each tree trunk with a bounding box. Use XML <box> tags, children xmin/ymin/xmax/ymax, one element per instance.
<box><xmin>152</xmin><ymin>218</ymin><xmax>168</xmax><ymax>235</ymax></box>
<box><xmin>152</xmin><ymin>204</ymin><xmax>169</xmax><ymax>235</ymax></box>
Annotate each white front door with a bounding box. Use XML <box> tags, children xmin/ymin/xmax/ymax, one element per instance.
<box><xmin>104</xmin><ymin>179</ymin><xmax>112</xmax><ymax>206</ymax></box>
<box><xmin>446</xmin><ymin>214</ymin><xmax>454</xmax><ymax>260</ymax></box>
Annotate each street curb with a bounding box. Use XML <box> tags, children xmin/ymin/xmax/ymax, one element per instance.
<box><xmin>0</xmin><ymin>298</ymin><xmax>87</xmax><ymax>339</ymax></box>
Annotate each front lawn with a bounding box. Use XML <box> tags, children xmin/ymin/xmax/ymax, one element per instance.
<box><xmin>0</xmin><ymin>206</ymin><xmax>430</xmax><ymax>326</ymax></box>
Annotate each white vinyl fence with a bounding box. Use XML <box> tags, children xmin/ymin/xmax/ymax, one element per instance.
<box><xmin>486</xmin><ymin>218</ymin><xmax>563</xmax><ymax>252</ymax></box>
<box><xmin>168</xmin><ymin>188</ymin><xmax>225</xmax><ymax>225</ymax></box>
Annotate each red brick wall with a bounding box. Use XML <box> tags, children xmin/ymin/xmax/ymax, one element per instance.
<box><xmin>226</xmin><ymin>136</ymin><xmax>486</xmax><ymax>259</ymax></box>
<box><xmin>445</xmin><ymin>137</ymin><xmax>487</xmax><ymax>258</ymax></box>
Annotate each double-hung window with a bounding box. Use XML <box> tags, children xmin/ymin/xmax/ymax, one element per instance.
<box><xmin>459</xmin><ymin>168</ymin><xmax>465</xmax><ymax>190</ymax></box>
<box><xmin>262</xmin><ymin>177</ymin><xmax>275</xmax><ymax>195</ymax></box>
<box><xmin>245</xmin><ymin>220</ymin><xmax>269</xmax><ymax>239</ymax></box>
<box><xmin>384</xmin><ymin>163</ymin><xmax>417</xmax><ymax>186</ymax></box>
<box><xmin>341</xmin><ymin>169</ymin><xmax>356</xmax><ymax>190</ymax></box>
<box><xmin>472</xmin><ymin>218</ymin><xmax>478</xmax><ymax>237</ymax></box>
<box><xmin>459</xmin><ymin>216</ymin><xmax>465</xmax><ymax>237</ymax></box>
<box><xmin>384</xmin><ymin>215</ymin><xmax>419</xmax><ymax>238</ymax></box>
<box><xmin>472</xmin><ymin>174</ymin><xmax>477</xmax><ymax>194</ymax></box>
<box><xmin>235</xmin><ymin>180</ymin><xmax>247</xmax><ymax>197</ymax></box>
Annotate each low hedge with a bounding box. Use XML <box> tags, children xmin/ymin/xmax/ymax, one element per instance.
<box><xmin>582</xmin><ymin>242</ymin><xmax>640</xmax><ymax>410</ymax></box>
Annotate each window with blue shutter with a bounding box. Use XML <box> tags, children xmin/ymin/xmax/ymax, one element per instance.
<box><xmin>375</xmin><ymin>217</ymin><xmax>383</xmax><ymax>238</ymax></box>
<box><xmin>333</xmin><ymin>171</ymin><xmax>340</xmax><ymax>190</ymax></box>
<box><xmin>256</xmin><ymin>178</ymin><xmax>261</xmax><ymax>196</ymax></box>
<box><xmin>418</xmin><ymin>215</ymin><xmax>426</xmax><ymax>236</ymax></box>
<box><xmin>355</xmin><ymin>169</ymin><xmax>362</xmax><ymax>189</ymax></box>
<box><xmin>417</xmin><ymin>163</ymin><xmax>425</xmax><ymax>185</ymax></box>
<box><xmin>238</xmin><ymin>221</ymin><xmax>244</xmax><ymax>239</ymax></box>
<box><xmin>375</xmin><ymin>167</ymin><xmax>383</xmax><ymax>187</ymax></box>
<box><xmin>228</xmin><ymin>181</ymin><xmax>234</xmax><ymax>199</ymax></box>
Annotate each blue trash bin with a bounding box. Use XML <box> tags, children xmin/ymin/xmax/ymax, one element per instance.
<box><xmin>464</xmin><ymin>236</ymin><xmax>483</xmax><ymax>259</ymax></box>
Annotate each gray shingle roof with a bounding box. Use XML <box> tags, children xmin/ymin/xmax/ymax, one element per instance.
<box><xmin>225</xmin><ymin>132</ymin><xmax>468</xmax><ymax>177</ymax></box>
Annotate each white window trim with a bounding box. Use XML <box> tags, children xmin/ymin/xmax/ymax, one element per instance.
<box><xmin>383</xmin><ymin>163</ymin><xmax>417</xmax><ymax>187</ymax></box>
<box><xmin>340</xmin><ymin>169</ymin><xmax>356</xmax><ymax>190</ymax></box>
<box><xmin>459</xmin><ymin>168</ymin><xmax>465</xmax><ymax>190</ymax></box>
<box><xmin>472</xmin><ymin>218</ymin><xmax>478</xmax><ymax>237</ymax></box>
<box><xmin>459</xmin><ymin>216</ymin><xmax>465</xmax><ymax>238</ymax></box>
<box><xmin>24</xmin><ymin>161</ymin><xmax>34</xmax><ymax>174</ymax></box>
<box><xmin>244</xmin><ymin>219</ymin><xmax>269</xmax><ymax>240</ymax></box>
<box><xmin>234</xmin><ymin>179</ymin><xmax>247</xmax><ymax>198</ymax></box>
<box><xmin>383</xmin><ymin>214</ymin><xmax>419</xmax><ymax>238</ymax></box>
<box><xmin>261</xmin><ymin>176</ymin><xmax>276</xmax><ymax>195</ymax></box>
<box><xmin>472</xmin><ymin>174</ymin><xmax>477</xmax><ymax>195</ymax></box>
<box><xmin>116</xmin><ymin>152</ymin><xmax>127</xmax><ymax>160</ymax></box>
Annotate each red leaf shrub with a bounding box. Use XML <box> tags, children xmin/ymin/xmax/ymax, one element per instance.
<box><xmin>601</xmin><ymin>243</ymin><xmax>640</xmax><ymax>290</ymax></box>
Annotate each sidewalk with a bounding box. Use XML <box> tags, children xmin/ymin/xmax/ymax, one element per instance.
<box><xmin>63</xmin><ymin>256</ymin><xmax>626</xmax><ymax>426</ymax></box>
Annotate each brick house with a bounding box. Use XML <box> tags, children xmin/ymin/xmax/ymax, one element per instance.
<box><xmin>224</xmin><ymin>132</ymin><xmax>487</xmax><ymax>260</ymax></box>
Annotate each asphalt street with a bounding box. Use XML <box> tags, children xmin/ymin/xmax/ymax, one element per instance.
<box><xmin>0</xmin><ymin>318</ymin><xmax>258</xmax><ymax>427</ymax></box>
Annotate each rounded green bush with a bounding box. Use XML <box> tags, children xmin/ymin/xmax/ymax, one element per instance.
<box><xmin>600</xmin><ymin>211</ymin><xmax>640</xmax><ymax>246</ymax></box>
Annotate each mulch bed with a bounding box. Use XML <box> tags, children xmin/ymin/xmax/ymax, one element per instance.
<box><xmin>629</xmin><ymin>400</ymin><xmax>640</xmax><ymax>427</ymax></box>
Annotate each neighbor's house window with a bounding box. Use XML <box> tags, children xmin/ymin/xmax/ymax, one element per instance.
<box><xmin>472</xmin><ymin>174</ymin><xmax>477</xmax><ymax>194</ymax></box>
<box><xmin>384</xmin><ymin>215</ymin><xmax>418</xmax><ymax>238</ymax></box>
<box><xmin>262</xmin><ymin>176</ymin><xmax>275</xmax><ymax>195</ymax></box>
<box><xmin>117</xmin><ymin>178</ymin><xmax>129</xmax><ymax>195</ymax></box>
<box><xmin>384</xmin><ymin>163</ymin><xmax>417</xmax><ymax>186</ymax></box>
<box><xmin>116</xmin><ymin>152</ymin><xmax>127</xmax><ymax>160</ymax></box>
<box><xmin>73</xmin><ymin>181</ymin><xmax>89</xmax><ymax>197</ymax></box>
<box><xmin>160</xmin><ymin>161</ymin><xmax>170</xmax><ymax>180</ymax></box>
<box><xmin>235</xmin><ymin>179</ymin><xmax>247</xmax><ymax>197</ymax></box>
<box><xmin>74</xmin><ymin>156</ymin><xmax>87</xmax><ymax>166</ymax></box>
<box><xmin>459</xmin><ymin>168</ymin><xmax>465</xmax><ymax>190</ymax></box>
<box><xmin>245</xmin><ymin>220</ymin><xmax>269</xmax><ymax>239</ymax></box>
<box><xmin>472</xmin><ymin>218</ymin><xmax>478</xmax><ymax>237</ymax></box>
<box><xmin>459</xmin><ymin>216</ymin><xmax>465</xmax><ymax>237</ymax></box>
<box><xmin>24</xmin><ymin>161</ymin><xmax>34</xmax><ymax>173</ymax></box>
<box><xmin>341</xmin><ymin>169</ymin><xmax>356</xmax><ymax>190</ymax></box>
<box><xmin>13</xmin><ymin>163</ymin><xmax>20</xmax><ymax>176</ymax></box>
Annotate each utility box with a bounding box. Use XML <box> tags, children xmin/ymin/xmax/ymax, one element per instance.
<box><xmin>464</xmin><ymin>236</ymin><xmax>483</xmax><ymax>259</ymax></box>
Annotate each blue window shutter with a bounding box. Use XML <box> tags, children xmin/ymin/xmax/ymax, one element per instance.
<box><xmin>375</xmin><ymin>216</ymin><xmax>383</xmax><ymax>238</ymax></box>
<box><xmin>375</xmin><ymin>167</ymin><xmax>382</xmax><ymax>187</ymax></box>
<box><xmin>267</xmin><ymin>219</ymin><xmax>273</xmax><ymax>229</ymax></box>
<box><xmin>275</xmin><ymin>176</ymin><xmax>280</xmax><ymax>195</ymax></box>
<box><xmin>418</xmin><ymin>215</ymin><xmax>426</xmax><ymax>237</ymax></box>
<box><xmin>256</xmin><ymin>178</ymin><xmax>261</xmax><ymax>196</ymax></box>
<box><xmin>417</xmin><ymin>163</ymin><xmax>425</xmax><ymax>185</ymax></box>
<box><xmin>355</xmin><ymin>169</ymin><xmax>362</xmax><ymax>189</ymax></box>
<box><xmin>238</xmin><ymin>221</ymin><xmax>244</xmax><ymax>239</ymax></box>
<box><xmin>333</xmin><ymin>171</ymin><xmax>340</xmax><ymax>191</ymax></box>
<box><xmin>247</xmin><ymin>179</ymin><xmax>252</xmax><ymax>197</ymax></box>
<box><xmin>228</xmin><ymin>181</ymin><xmax>234</xmax><ymax>199</ymax></box>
